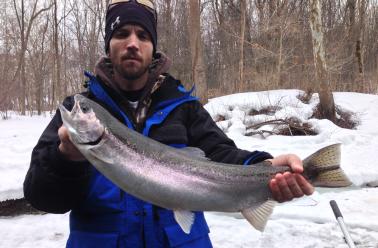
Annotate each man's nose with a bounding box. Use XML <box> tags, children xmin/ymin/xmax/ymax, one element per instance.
<box><xmin>126</xmin><ymin>34</ymin><xmax>140</xmax><ymax>51</ymax></box>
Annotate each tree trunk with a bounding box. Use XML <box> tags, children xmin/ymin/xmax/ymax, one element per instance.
<box><xmin>255</xmin><ymin>0</ymin><xmax>266</xmax><ymax>33</ymax></box>
<box><xmin>213</xmin><ymin>0</ymin><xmax>230</xmax><ymax>94</ymax></box>
<box><xmin>14</xmin><ymin>0</ymin><xmax>26</xmax><ymax>114</ymax></box>
<box><xmin>53</xmin><ymin>0</ymin><xmax>62</xmax><ymax>104</ymax></box>
<box><xmin>188</xmin><ymin>0</ymin><xmax>208</xmax><ymax>103</ymax></box>
<box><xmin>345</xmin><ymin>0</ymin><xmax>363</xmax><ymax>91</ymax></box>
<box><xmin>238</xmin><ymin>0</ymin><xmax>246</xmax><ymax>92</ymax></box>
<box><xmin>161</xmin><ymin>0</ymin><xmax>173</xmax><ymax>57</ymax></box>
<box><xmin>356</xmin><ymin>0</ymin><xmax>366</xmax><ymax>92</ymax></box>
<box><xmin>309</xmin><ymin>0</ymin><xmax>336</xmax><ymax>122</ymax></box>
<box><xmin>29</xmin><ymin>16</ymin><xmax>49</xmax><ymax>115</ymax></box>
<box><xmin>277</xmin><ymin>27</ymin><xmax>283</xmax><ymax>88</ymax></box>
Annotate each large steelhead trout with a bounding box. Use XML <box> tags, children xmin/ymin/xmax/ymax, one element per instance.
<box><xmin>59</xmin><ymin>94</ymin><xmax>352</xmax><ymax>233</ymax></box>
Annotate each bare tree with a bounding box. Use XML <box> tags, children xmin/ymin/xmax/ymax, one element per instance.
<box><xmin>0</xmin><ymin>1</ymin><xmax>16</xmax><ymax>116</ymax></box>
<box><xmin>238</xmin><ymin>0</ymin><xmax>246</xmax><ymax>92</ymax></box>
<box><xmin>52</xmin><ymin>0</ymin><xmax>64</xmax><ymax>106</ymax></box>
<box><xmin>188</xmin><ymin>0</ymin><xmax>208</xmax><ymax>103</ymax></box>
<box><xmin>28</xmin><ymin>14</ymin><xmax>50</xmax><ymax>115</ymax></box>
<box><xmin>309</xmin><ymin>0</ymin><xmax>336</xmax><ymax>122</ymax></box>
<box><xmin>356</xmin><ymin>0</ymin><xmax>367</xmax><ymax>92</ymax></box>
<box><xmin>12</xmin><ymin>0</ymin><xmax>52</xmax><ymax>114</ymax></box>
<box><xmin>158</xmin><ymin>0</ymin><xmax>174</xmax><ymax>57</ymax></box>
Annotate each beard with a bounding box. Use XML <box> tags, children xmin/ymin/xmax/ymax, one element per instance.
<box><xmin>113</xmin><ymin>61</ymin><xmax>149</xmax><ymax>80</ymax></box>
<box><xmin>111</xmin><ymin>50</ymin><xmax>151</xmax><ymax>81</ymax></box>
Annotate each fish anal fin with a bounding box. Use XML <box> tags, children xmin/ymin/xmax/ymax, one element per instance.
<box><xmin>173</xmin><ymin>210</ymin><xmax>195</xmax><ymax>234</ymax></box>
<box><xmin>241</xmin><ymin>200</ymin><xmax>276</xmax><ymax>232</ymax></box>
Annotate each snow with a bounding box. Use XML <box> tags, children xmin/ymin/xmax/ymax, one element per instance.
<box><xmin>0</xmin><ymin>113</ymin><xmax>52</xmax><ymax>201</ymax></box>
<box><xmin>1</xmin><ymin>90</ymin><xmax>377</xmax><ymax>247</ymax></box>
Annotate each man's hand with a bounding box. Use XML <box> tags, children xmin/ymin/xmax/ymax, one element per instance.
<box><xmin>58</xmin><ymin>126</ymin><xmax>86</xmax><ymax>161</ymax></box>
<box><xmin>268</xmin><ymin>154</ymin><xmax>314</xmax><ymax>203</ymax></box>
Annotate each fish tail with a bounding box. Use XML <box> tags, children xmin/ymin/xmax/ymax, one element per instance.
<box><xmin>303</xmin><ymin>144</ymin><xmax>352</xmax><ymax>187</ymax></box>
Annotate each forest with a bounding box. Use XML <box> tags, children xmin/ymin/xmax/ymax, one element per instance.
<box><xmin>1</xmin><ymin>0</ymin><xmax>377</xmax><ymax>115</ymax></box>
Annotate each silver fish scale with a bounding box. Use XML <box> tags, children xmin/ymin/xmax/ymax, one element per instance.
<box><xmin>78</xmin><ymin>126</ymin><xmax>276</xmax><ymax>211</ymax></box>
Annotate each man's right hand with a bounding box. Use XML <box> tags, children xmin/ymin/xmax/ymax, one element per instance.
<box><xmin>58</xmin><ymin>126</ymin><xmax>86</xmax><ymax>161</ymax></box>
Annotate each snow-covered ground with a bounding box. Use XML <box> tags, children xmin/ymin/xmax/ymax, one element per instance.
<box><xmin>0</xmin><ymin>90</ymin><xmax>377</xmax><ymax>247</ymax></box>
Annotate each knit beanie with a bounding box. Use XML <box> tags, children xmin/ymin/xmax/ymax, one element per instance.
<box><xmin>104</xmin><ymin>2</ymin><xmax>157</xmax><ymax>54</ymax></box>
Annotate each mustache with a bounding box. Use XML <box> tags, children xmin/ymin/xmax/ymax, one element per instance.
<box><xmin>121</xmin><ymin>52</ymin><xmax>142</xmax><ymax>61</ymax></box>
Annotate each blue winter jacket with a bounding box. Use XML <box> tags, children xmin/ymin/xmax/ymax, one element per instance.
<box><xmin>24</xmin><ymin>72</ymin><xmax>272</xmax><ymax>248</ymax></box>
<box><xmin>66</xmin><ymin>74</ymin><xmax>213</xmax><ymax>248</ymax></box>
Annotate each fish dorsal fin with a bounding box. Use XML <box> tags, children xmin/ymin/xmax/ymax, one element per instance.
<box><xmin>180</xmin><ymin>147</ymin><xmax>210</xmax><ymax>161</ymax></box>
<box><xmin>173</xmin><ymin>210</ymin><xmax>195</xmax><ymax>234</ymax></box>
<box><xmin>242</xmin><ymin>200</ymin><xmax>276</xmax><ymax>232</ymax></box>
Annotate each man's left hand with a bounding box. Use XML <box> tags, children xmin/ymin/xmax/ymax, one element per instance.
<box><xmin>267</xmin><ymin>154</ymin><xmax>314</xmax><ymax>203</ymax></box>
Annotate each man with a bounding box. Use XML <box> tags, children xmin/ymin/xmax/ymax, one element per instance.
<box><xmin>24</xmin><ymin>1</ymin><xmax>313</xmax><ymax>247</ymax></box>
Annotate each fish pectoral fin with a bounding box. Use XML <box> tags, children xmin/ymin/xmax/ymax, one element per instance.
<box><xmin>87</xmin><ymin>148</ymin><xmax>114</xmax><ymax>164</ymax></box>
<box><xmin>180</xmin><ymin>147</ymin><xmax>210</xmax><ymax>161</ymax></box>
<box><xmin>173</xmin><ymin>210</ymin><xmax>195</xmax><ymax>234</ymax></box>
<box><xmin>242</xmin><ymin>200</ymin><xmax>276</xmax><ymax>232</ymax></box>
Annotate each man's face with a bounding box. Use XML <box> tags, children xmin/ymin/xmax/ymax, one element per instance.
<box><xmin>108</xmin><ymin>24</ymin><xmax>153</xmax><ymax>82</ymax></box>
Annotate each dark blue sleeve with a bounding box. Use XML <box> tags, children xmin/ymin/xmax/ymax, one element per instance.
<box><xmin>243</xmin><ymin>151</ymin><xmax>273</xmax><ymax>165</ymax></box>
<box><xmin>23</xmin><ymin>95</ymin><xmax>92</xmax><ymax>214</ymax></box>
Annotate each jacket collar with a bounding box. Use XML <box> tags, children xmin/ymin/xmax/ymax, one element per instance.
<box><xmin>93</xmin><ymin>52</ymin><xmax>178</xmax><ymax>130</ymax></box>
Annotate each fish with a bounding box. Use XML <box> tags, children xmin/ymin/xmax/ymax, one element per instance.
<box><xmin>59</xmin><ymin>94</ymin><xmax>352</xmax><ymax>234</ymax></box>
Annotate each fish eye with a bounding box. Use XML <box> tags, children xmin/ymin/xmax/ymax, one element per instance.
<box><xmin>81</xmin><ymin>104</ymin><xmax>90</xmax><ymax>113</ymax></box>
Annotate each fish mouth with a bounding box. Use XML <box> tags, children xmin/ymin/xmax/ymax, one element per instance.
<box><xmin>59</xmin><ymin>98</ymin><xmax>105</xmax><ymax>145</ymax></box>
<box><xmin>59</xmin><ymin>103</ymin><xmax>75</xmax><ymax>134</ymax></box>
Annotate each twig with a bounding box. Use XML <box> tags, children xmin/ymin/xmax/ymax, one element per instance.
<box><xmin>246</xmin><ymin>118</ymin><xmax>316</xmax><ymax>136</ymax></box>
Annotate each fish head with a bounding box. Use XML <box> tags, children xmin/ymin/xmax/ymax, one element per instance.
<box><xmin>59</xmin><ymin>95</ymin><xmax>105</xmax><ymax>145</ymax></box>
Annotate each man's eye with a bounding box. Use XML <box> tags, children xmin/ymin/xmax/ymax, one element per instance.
<box><xmin>138</xmin><ymin>32</ymin><xmax>150</xmax><ymax>41</ymax></box>
<box><xmin>114</xmin><ymin>31</ymin><xmax>130</xmax><ymax>38</ymax></box>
